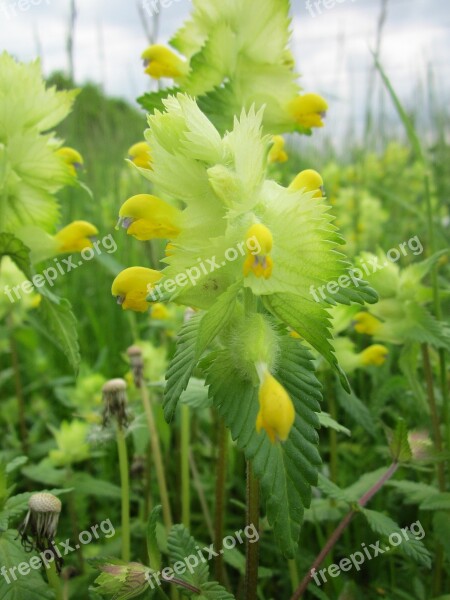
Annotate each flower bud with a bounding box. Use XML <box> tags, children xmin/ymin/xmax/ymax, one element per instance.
<box><xmin>127</xmin><ymin>346</ymin><xmax>144</xmax><ymax>388</ymax></box>
<box><xmin>256</xmin><ymin>369</ymin><xmax>295</xmax><ymax>443</ymax></box>
<box><xmin>102</xmin><ymin>378</ymin><xmax>128</xmax><ymax>427</ymax></box>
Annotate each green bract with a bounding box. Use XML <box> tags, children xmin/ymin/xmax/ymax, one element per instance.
<box><xmin>139</xmin><ymin>0</ymin><xmax>323</xmax><ymax>135</ymax></box>
<box><xmin>0</xmin><ymin>52</ymin><xmax>78</xmax><ymax>233</ymax></box>
<box><xmin>138</xmin><ymin>94</ymin><xmax>375</xmax><ymax>375</ymax></box>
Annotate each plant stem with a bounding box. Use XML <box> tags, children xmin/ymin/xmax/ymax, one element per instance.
<box><xmin>214</xmin><ymin>417</ymin><xmax>228</xmax><ymax>584</ymax></box>
<box><xmin>291</xmin><ymin>461</ymin><xmax>399</xmax><ymax>600</ymax></box>
<box><xmin>189</xmin><ymin>450</ymin><xmax>214</xmax><ymax>539</ymax></box>
<box><xmin>46</xmin><ymin>561</ymin><xmax>63</xmax><ymax>600</ymax></box>
<box><xmin>421</xmin><ymin>343</ymin><xmax>445</xmax><ymax>491</ymax></box>
<box><xmin>140</xmin><ymin>383</ymin><xmax>173</xmax><ymax>530</ymax></box>
<box><xmin>7</xmin><ymin>315</ymin><xmax>28</xmax><ymax>454</ymax></box>
<box><xmin>66</xmin><ymin>469</ymin><xmax>84</xmax><ymax>572</ymax></box>
<box><xmin>117</xmin><ymin>424</ymin><xmax>131</xmax><ymax>562</ymax></box>
<box><xmin>288</xmin><ymin>559</ymin><xmax>299</xmax><ymax>591</ymax></box>
<box><xmin>181</xmin><ymin>404</ymin><xmax>191</xmax><ymax>529</ymax></box>
<box><xmin>244</xmin><ymin>461</ymin><xmax>260</xmax><ymax>600</ymax></box>
<box><xmin>328</xmin><ymin>384</ymin><xmax>338</xmax><ymax>484</ymax></box>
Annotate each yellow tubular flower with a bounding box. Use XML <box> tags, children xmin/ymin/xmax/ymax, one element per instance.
<box><xmin>54</xmin><ymin>221</ymin><xmax>98</xmax><ymax>253</ymax></box>
<box><xmin>287</xmin><ymin>93</ymin><xmax>328</xmax><ymax>128</ymax></box>
<box><xmin>128</xmin><ymin>142</ymin><xmax>152</xmax><ymax>169</ymax></box>
<box><xmin>141</xmin><ymin>45</ymin><xmax>188</xmax><ymax>79</ymax></box>
<box><xmin>360</xmin><ymin>344</ymin><xmax>389</xmax><ymax>366</ymax></box>
<box><xmin>112</xmin><ymin>267</ymin><xmax>162</xmax><ymax>312</ymax></box>
<box><xmin>256</xmin><ymin>370</ymin><xmax>295</xmax><ymax>443</ymax></box>
<box><xmin>289</xmin><ymin>169</ymin><xmax>324</xmax><ymax>198</ymax></box>
<box><xmin>353</xmin><ymin>312</ymin><xmax>383</xmax><ymax>335</ymax></box>
<box><xmin>56</xmin><ymin>146</ymin><xmax>84</xmax><ymax>177</ymax></box>
<box><xmin>116</xmin><ymin>194</ymin><xmax>182</xmax><ymax>241</ymax></box>
<box><xmin>243</xmin><ymin>223</ymin><xmax>274</xmax><ymax>279</ymax></box>
<box><xmin>151</xmin><ymin>303</ymin><xmax>170</xmax><ymax>320</ymax></box>
<box><xmin>268</xmin><ymin>135</ymin><xmax>288</xmax><ymax>164</ymax></box>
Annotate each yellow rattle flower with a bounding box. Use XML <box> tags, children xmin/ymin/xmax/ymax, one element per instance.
<box><xmin>112</xmin><ymin>267</ymin><xmax>162</xmax><ymax>312</ymax></box>
<box><xmin>256</xmin><ymin>369</ymin><xmax>295</xmax><ymax>444</ymax></box>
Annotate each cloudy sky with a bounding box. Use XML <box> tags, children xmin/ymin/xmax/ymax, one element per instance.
<box><xmin>1</xmin><ymin>0</ymin><xmax>448</xmax><ymax>142</ymax></box>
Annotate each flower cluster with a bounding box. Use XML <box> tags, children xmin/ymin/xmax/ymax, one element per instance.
<box><xmin>138</xmin><ymin>0</ymin><xmax>328</xmax><ymax>135</ymax></box>
<box><xmin>111</xmin><ymin>95</ymin><xmax>372</xmax><ymax>443</ymax></box>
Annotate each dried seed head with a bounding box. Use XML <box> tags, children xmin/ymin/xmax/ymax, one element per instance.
<box><xmin>28</xmin><ymin>492</ymin><xmax>62</xmax><ymax>514</ymax></box>
<box><xmin>19</xmin><ymin>492</ymin><xmax>63</xmax><ymax>569</ymax></box>
<box><xmin>127</xmin><ymin>345</ymin><xmax>144</xmax><ymax>388</ymax></box>
<box><xmin>102</xmin><ymin>378</ymin><xmax>128</xmax><ymax>427</ymax></box>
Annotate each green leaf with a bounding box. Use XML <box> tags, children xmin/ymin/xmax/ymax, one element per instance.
<box><xmin>180</xmin><ymin>378</ymin><xmax>212</xmax><ymax>410</ymax></box>
<box><xmin>419</xmin><ymin>493</ymin><xmax>450</xmax><ymax>511</ymax></box>
<box><xmin>317</xmin><ymin>475</ymin><xmax>354</xmax><ymax>504</ymax></box>
<box><xmin>386</xmin><ymin>480</ymin><xmax>439</xmax><ymax>505</ymax></box>
<box><xmin>204</xmin><ymin>336</ymin><xmax>322</xmax><ymax>558</ymax></box>
<box><xmin>0</xmin><ymin>232</ymin><xmax>32</xmax><ymax>277</ymax></box>
<box><xmin>0</xmin><ymin>531</ymin><xmax>54</xmax><ymax>599</ymax></box>
<box><xmin>164</xmin><ymin>312</ymin><xmax>203</xmax><ymax>421</ymax></box>
<box><xmin>317</xmin><ymin>412</ymin><xmax>351</xmax><ymax>437</ymax></box>
<box><xmin>336</xmin><ymin>386</ymin><xmax>376</xmax><ymax>436</ymax></box>
<box><xmin>388</xmin><ymin>419</ymin><xmax>412</xmax><ymax>463</ymax></box>
<box><xmin>167</xmin><ymin>525</ymin><xmax>235</xmax><ymax>598</ymax></box>
<box><xmin>137</xmin><ymin>87</ymin><xmax>182</xmax><ymax>114</ymax></box>
<box><xmin>37</xmin><ymin>287</ymin><xmax>80</xmax><ymax>374</ymax></box>
<box><xmin>264</xmin><ymin>293</ymin><xmax>350</xmax><ymax>392</ymax></box>
<box><xmin>361</xmin><ymin>508</ymin><xmax>431</xmax><ymax>568</ymax></box>
<box><xmin>147</xmin><ymin>505</ymin><xmax>162</xmax><ymax>570</ymax></box>
<box><xmin>195</xmin><ymin>282</ymin><xmax>239</xmax><ymax>358</ymax></box>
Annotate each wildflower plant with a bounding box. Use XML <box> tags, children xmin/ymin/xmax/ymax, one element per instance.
<box><xmin>113</xmin><ymin>94</ymin><xmax>377</xmax><ymax>556</ymax></box>
<box><xmin>138</xmin><ymin>0</ymin><xmax>328</xmax><ymax>136</ymax></box>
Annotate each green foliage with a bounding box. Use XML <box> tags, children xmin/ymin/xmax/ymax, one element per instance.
<box><xmin>205</xmin><ymin>336</ymin><xmax>322</xmax><ymax>557</ymax></box>
<box><xmin>0</xmin><ymin>531</ymin><xmax>54</xmax><ymax>599</ymax></box>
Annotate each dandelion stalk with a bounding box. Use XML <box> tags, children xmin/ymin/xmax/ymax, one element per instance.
<box><xmin>7</xmin><ymin>315</ymin><xmax>28</xmax><ymax>454</ymax></box>
<box><xmin>141</xmin><ymin>383</ymin><xmax>173</xmax><ymax>530</ymax></box>
<box><xmin>116</xmin><ymin>424</ymin><xmax>131</xmax><ymax>561</ymax></box>
<box><xmin>214</xmin><ymin>417</ymin><xmax>228</xmax><ymax>584</ymax></box>
<box><xmin>244</xmin><ymin>461</ymin><xmax>260</xmax><ymax>600</ymax></box>
<box><xmin>46</xmin><ymin>561</ymin><xmax>63</xmax><ymax>600</ymax></box>
<box><xmin>126</xmin><ymin>347</ymin><xmax>173</xmax><ymax>530</ymax></box>
<box><xmin>181</xmin><ymin>404</ymin><xmax>191</xmax><ymax>529</ymax></box>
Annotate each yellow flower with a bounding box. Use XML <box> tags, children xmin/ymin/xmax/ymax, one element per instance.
<box><xmin>128</xmin><ymin>142</ymin><xmax>152</xmax><ymax>169</ymax></box>
<box><xmin>353</xmin><ymin>312</ymin><xmax>382</xmax><ymax>335</ymax></box>
<box><xmin>54</xmin><ymin>220</ymin><xmax>98</xmax><ymax>253</ymax></box>
<box><xmin>116</xmin><ymin>194</ymin><xmax>182</xmax><ymax>241</ymax></box>
<box><xmin>256</xmin><ymin>370</ymin><xmax>295</xmax><ymax>443</ymax></box>
<box><xmin>56</xmin><ymin>146</ymin><xmax>84</xmax><ymax>177</ymax></box>
<box><xmin>268</xmin><ymin>135</ymin><xmax>288</xmax><ymax>164</ymax></box>
<box><xmin>141</xmin><ymin>45</ymin><xmax>188</xmax><ymax>79</ymax></box>
<box><xmin>151</xmin><ymin>303</ymin><xmax>170</xmax><ymax>320</ymax></box>
<box><xmin>287</xmin><ymin>93</ymin><xmax>328</xmax><ymax>128</ymax></box>
<box><xmin>360</xmin><ymin>344</ymin><xmax>388</xmax><ymax>366</ymax></box>
<box><xmin>243</xmin><ymin>223</ymin><xmax>274</xmax><ymax>279</ymax></box>
<box><xmin>289</xmin><ymin>169</ymin><xmax>324</xmax><ymax>198</ymax></box>
<box><xmin>112</xmin><ymin>267</ymin><xmax>162</xmax><ymax>312</ymax></box>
